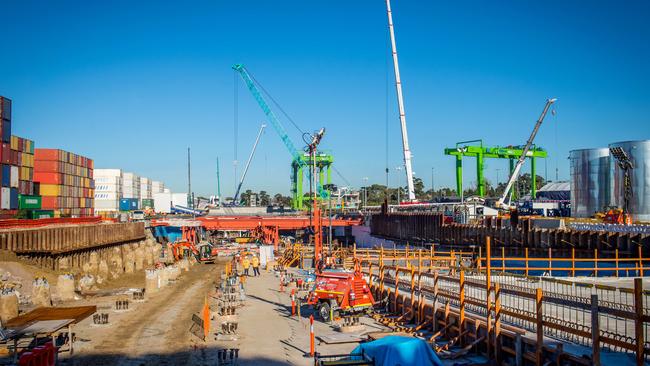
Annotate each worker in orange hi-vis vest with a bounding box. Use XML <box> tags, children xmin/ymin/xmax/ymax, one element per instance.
<box><xmin>242</xmin><ymin>256</ymin><xmax>251</xmax><ymax>276</ymax></box>
<box><xmin>251</xmin><ymin>255</ymin><xmax>260</xmax><ymax>276</ymax></box>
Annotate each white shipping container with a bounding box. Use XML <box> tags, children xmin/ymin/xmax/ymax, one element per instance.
<box><xmin>94</xmin><ymin>200</ymin><xmax>120</xmax><ymax>209</ymax></box>
<box><xmin>94</xmin><ymin>169</ymin><xmax>122</xmax><ymax>177</ymax></box>
<box><xmin>10</xmin><ymin>166</ymin><xmax>19</xmax><ymax>188</ymax></box>
<box><xmin>163</xmin><ymin>188</ymin><xmax>171</xmax><ymax>193</ymax></box>
<box><xmin>1</xmin><ymin>187</ymin><xmax>9</xmax><ymax>209</ymax></box>
<box><xmin>95</xmin><ymin>183</ymin><xmax>121</xmax><ymax>192</ymax></box>
<box><xmin>154</xmin><ymin>192</ymin><xmax>172</xmax><ymax>213</ymax></box>
<box><xmin>95</xmin><ymin>176</ymin><xmax>121</xmax><ymax>185</ymax></box>
<box><xmin>122</xmin><ymin>172</ymin><xmax>140</xmax><ymax>181</ymax></box>
<box><xmin>171</xmin><ymin>193</ymin><xmax>188</xmax><ymax>208</ymax></box>
<box><xmin>95</xmin><ymin>192</ymin><xmax>119</xmax><ymax>200</ymax></box>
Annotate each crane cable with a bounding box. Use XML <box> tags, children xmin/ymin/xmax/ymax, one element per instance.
<box><xmin>245</xmin><ymin>68</ymin><xmax>306</xmax><ymax>136</ymax></box>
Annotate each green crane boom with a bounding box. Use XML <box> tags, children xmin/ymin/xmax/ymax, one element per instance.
<box><xmin>232</xmin><ymin>64</ymin><xmax>306</xmax><ymax>168</ymax></box>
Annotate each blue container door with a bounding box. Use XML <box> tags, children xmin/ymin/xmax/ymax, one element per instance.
<box><xmin>1</xmin><ymin>165</ymin><xmax>9</xmax><ymax>187</ymax></box>
<box><xmin>10</xmin><ymin>187</ymin><xmax>18</xmax><ymax>209</ymax></box>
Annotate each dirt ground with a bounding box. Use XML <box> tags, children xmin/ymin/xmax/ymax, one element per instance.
<box><xmin>64</xmin><ymin>260</ymin><xmax>226</xmax><ymax>366</ymax></box>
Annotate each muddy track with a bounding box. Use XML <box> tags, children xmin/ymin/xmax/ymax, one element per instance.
<box><xmin>73</xmin><ymin>262</ymin><xmax>221</xmax><ymax>366</ymax></box>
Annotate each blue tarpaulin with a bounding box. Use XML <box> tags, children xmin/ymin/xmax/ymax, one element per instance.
<box><xmin>352</xmin><ymin>336</ymin><xmax>443</xmax><ymax>366</ymax></box>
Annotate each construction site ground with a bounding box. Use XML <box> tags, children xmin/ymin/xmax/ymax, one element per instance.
<box><xmin>56</xmin><ymin>260</ymin><xmax>226</xmax><ymax>366</ymax></box>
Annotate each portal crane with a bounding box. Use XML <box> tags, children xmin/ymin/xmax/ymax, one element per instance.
<box><xmin>496</xmin><ymin>98</ymin><xmax>557</xmax><ymax>209</ymax></box>
<box><xmin>233</xmin><ymin>123</ymin><xmax>266</xmax><ymax>204</ymax></box>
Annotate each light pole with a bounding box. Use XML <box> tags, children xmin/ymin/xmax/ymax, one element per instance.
<box><xmin>362</xmin><ymin>177</ymin><xmax>368</xmax><ymax>208</ymax></box>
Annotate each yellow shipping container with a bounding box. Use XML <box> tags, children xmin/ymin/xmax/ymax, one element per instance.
<box><xmin>40</xmin><ymin>184</ymin><xmax>61</xmax><ymax>196</ymax></box>
<box><xmin>10</xmin><ymin>136</ymin><xmax>18</xmax><ymax>150</ymax></box>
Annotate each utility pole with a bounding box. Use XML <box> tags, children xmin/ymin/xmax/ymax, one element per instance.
<box><xmin>362</xmin><ymin>177</ymin><xmax>368</xmax><ymax>208</ymax></box>
<box><xmin>385</xmin><ymin>0</ymin><xmax>416</xmax><ymax>201</ymax></box>
<box><xmin>216</xmin><ymin>157</ymin><xmax>221</xmax><ymax>206</ymax></box>
<box><xmin>308</xmin><ymin>128</ymin><xmax>326</xmax><ymax>269</ymax></box>
<box><xmin>187</xmin><ymin>147</ymin><xmax>192</xmax><ymax>208</ymax></box>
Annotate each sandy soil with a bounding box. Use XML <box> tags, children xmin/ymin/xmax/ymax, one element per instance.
<box><xmin>66</xmin><ymin>260</ymin><xmax>225</xmax><ymax>366</ymax></box>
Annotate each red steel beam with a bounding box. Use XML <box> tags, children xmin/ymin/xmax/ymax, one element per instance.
<box><xmin>196</xmin><ymin>216</ymin><xmax>361</xmax><ymax>231</ymax></box>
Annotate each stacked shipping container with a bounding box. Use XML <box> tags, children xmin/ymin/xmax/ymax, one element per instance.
<box><xmin>34</xmin><ymin>149</ymin><xmax>95</xmax><ymax>217</ymax></box>
<box><xmin>151</xmin><ymin>180</ymin><xmax>165</xmax><ymax>194</ymax></box>
<box><xmin>0</xmin><ymin>97</ymin><xmax>39</xmax><ymax>212</ymax></box>
<box><xmin>122</xmin><ymin>172</ymin><xmax>140</xmax><ymax>199</ymax></box>
<box><xmin>94</xmin><ymin>169</ymin><xmax>122</xmax><ymax>213</ymax></box>
<box><xmin>140</xmin><ymin>177</ymin><xmax>152</xmax><ymax>205</ymax></box>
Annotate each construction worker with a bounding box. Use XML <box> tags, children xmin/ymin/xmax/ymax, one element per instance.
<box><xmin>242</xmin><ymin>256</ymin><xmax>251</xmax><ymax>276</ymax></box>
<box><xmin>251</xmin><ymin>255</ymin><xmax>260</xmax><ymax>276</ymax></box>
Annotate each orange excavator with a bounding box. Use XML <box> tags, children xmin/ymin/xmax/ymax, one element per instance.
<box><xmin>170</xmin><ymin>226</ymin><xmax>217</xmax><ymax>263</ymax></box>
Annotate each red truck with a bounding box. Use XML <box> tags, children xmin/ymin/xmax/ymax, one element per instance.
<box><xmin>306</xmin><ymin>269</ymin><xmax>375</xmax><ymax>322</ymax></box>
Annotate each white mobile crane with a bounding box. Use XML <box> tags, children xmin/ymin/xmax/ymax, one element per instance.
<box><xmin>385</xmin><ymin>0</ymin><xmax>416</xmax><ymax>202</ymax></box>
<box><xmin>495</xmin><ymin>98</ymin><xmax>557</xmax><ymax>210</ymax></box>
<box><xmin>232</xmin><ymin>123</ymin><xmax>266</xmax><ymax>205</ymax></box>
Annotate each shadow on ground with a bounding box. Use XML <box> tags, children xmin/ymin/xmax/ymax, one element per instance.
<box><xmin>0</xmin><ymin>348</ymin><xmax>306</xmax><ymax>366</ymax></box>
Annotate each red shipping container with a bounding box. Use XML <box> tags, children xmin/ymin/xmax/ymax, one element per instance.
<box><xmin>33</xmin><ymin>171</ymin><xmax>63</xmax><ymax>185</ymax></box>
<box><xmin>10</xmin><ymin>150</ymin><xmax>18</xmax><ymax>165</ymax></box>
<box><xmin>1</xmin><ymin>143</ymin><xmax>9</xmax><ymax>164</ymax></box>
<box><xmin>17</xmin><ymin>137</ymin><xmax>24</xmax><ymax>152</ymax></box>
<box><xmin>41</xmin><ymin>196</ymin><xmax>58</xmax><ymax>209</ymax></box>
<box><xmin>34</xmin><ymin>160</ymin><xmax>61</xmax><ymax>173</ymax></box>
<box><xmin>34</xmin><ymin>148</ymin><xmax>61</xmax><ymax>162</ymax></box>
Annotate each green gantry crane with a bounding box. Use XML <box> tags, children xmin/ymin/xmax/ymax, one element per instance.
<box><xmin>444</xmin><ymin>140</ymin><xmax>547</xmax><ymax>199</ymax></box>
<box><xmin>232</xmin><ymin>64</ymin><xmax>333</xmax><ymax>210</ymax></box>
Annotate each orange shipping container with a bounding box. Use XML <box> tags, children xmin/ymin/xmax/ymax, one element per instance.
<box><xmin>34</xmin><ymin>160</ymin><xmax>62</xmax><ymax>173</ymax></box>
<box><xmin>33</xmin><ymin>172</ymin><xmax>63</xmax><ymax>185</ymax></box>
<box><xmin>41</xmin><ymin>196</ymin><xmax>59</xmax><ymax>209</ymax></box>
<box><xmin>34</xmin><ymin>148</ymin><xmax>62</xmax><ymax>161</ymax></box>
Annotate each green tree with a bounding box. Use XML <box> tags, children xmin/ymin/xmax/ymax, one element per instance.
<box><xmin>240</xmin><ymin>189</ymin><xmax>253</xmax><ymax>205</ymax></box>
<box><xmin>259</xmin><ymin>190</ymin><xmax>270</xmax><ymax>206</ymax></box>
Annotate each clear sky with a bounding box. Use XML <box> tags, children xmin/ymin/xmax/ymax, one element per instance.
<box><xmin>2</xmin><ymin>1</ymin><xmax>649</xmax><ymax>197</ymax></box>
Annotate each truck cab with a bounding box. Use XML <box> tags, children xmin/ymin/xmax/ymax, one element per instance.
<box><xmin>306</xmin><ymin>270</ymin><xmax>374</xmax><ymax>322</ymax></box>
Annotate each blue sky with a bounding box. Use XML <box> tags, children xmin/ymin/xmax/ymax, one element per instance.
<box><xmin>2</xmin><ymin>1</ymin><xmax>649</xmax><ymax>196</ymax></box>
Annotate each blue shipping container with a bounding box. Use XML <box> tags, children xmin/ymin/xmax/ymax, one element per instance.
<box><xmin>119</xmin><ymin>198</ymin><xmax>139</xmax><ymax>211</ymax></box>
<box><xmin>1</xmin><ymin>165</ymin><xmax>10</xmax><ymax>187</ymax></box>
<box><xmin>10</xmin><ymin>188</ymin><xmax>18</xmax><ymax>209</ymax></box>
<box><xmin>2</xmin><ymin>120</ymin><xmax>10</xmax><ymax>143</ymax></box>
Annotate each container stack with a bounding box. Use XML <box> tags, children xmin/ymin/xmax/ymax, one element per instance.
<box><xmin>152</xmin><ymin>180</ymin><xmax>165</xmax><ymax>194</ymax></box>
<box><xmin>94</xmin><ymin>169</ymin><xmax>122</xmax><ymax>214</ymax></box>
<box><xmin>34</xmin><ymin>149</ymin><xmax>95</xmax><ymax>217</ymax></box>
<box><xmin>122</xmin><ymin>172</ymin><xmax>140</xmax><ymax>200</ymax></box>
<box><xmin>140</xmin><ymin>177</ymin><xmax>152</xmax><ymax>207</ymax></box>
<box><xmin>0</xmin><ymin>97</ymin><xmax>15</xmax><ymax>212</ymax></box>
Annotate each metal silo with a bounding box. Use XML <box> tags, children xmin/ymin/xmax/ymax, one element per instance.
<box><xmin>569</xmin><ymin>148</ymin><xmax>610</xmax><ymax>218</ymax></box>
<box><xmin>609</xmin><ymin>140</ymin><xmax>650</xmax><ymax>222</ymax></box>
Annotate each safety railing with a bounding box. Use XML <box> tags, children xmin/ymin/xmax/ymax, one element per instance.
<box><xmin>358</xmin><ymin>237</ymin><xmax>650</xmax><ymax>365</ymax></box>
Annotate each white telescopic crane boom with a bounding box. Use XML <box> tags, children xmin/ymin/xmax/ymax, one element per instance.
<box><xmin>385</xmin><ymin>0</ymin><xmax>416</xmax><ymax>201</ymax></box>
<box><xmin>233</xmin><ymin>123</ymin><xmax>266</xmax><ymax>203</ymax></box>
<box><xmin>497</xmin><ymin>98</ymin><xmax>557</xmax><ymax>209</ymax></box>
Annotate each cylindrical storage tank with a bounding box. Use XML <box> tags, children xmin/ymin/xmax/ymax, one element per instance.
<box><xmin>609</xmin><ymin>140</ymin><xmax>650</xmax><ymax>222</ymax></box>
<box><xmin>569</xmin><ymin>148</ymin><xmax>610</xmax><ymax>218</ymax></box>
